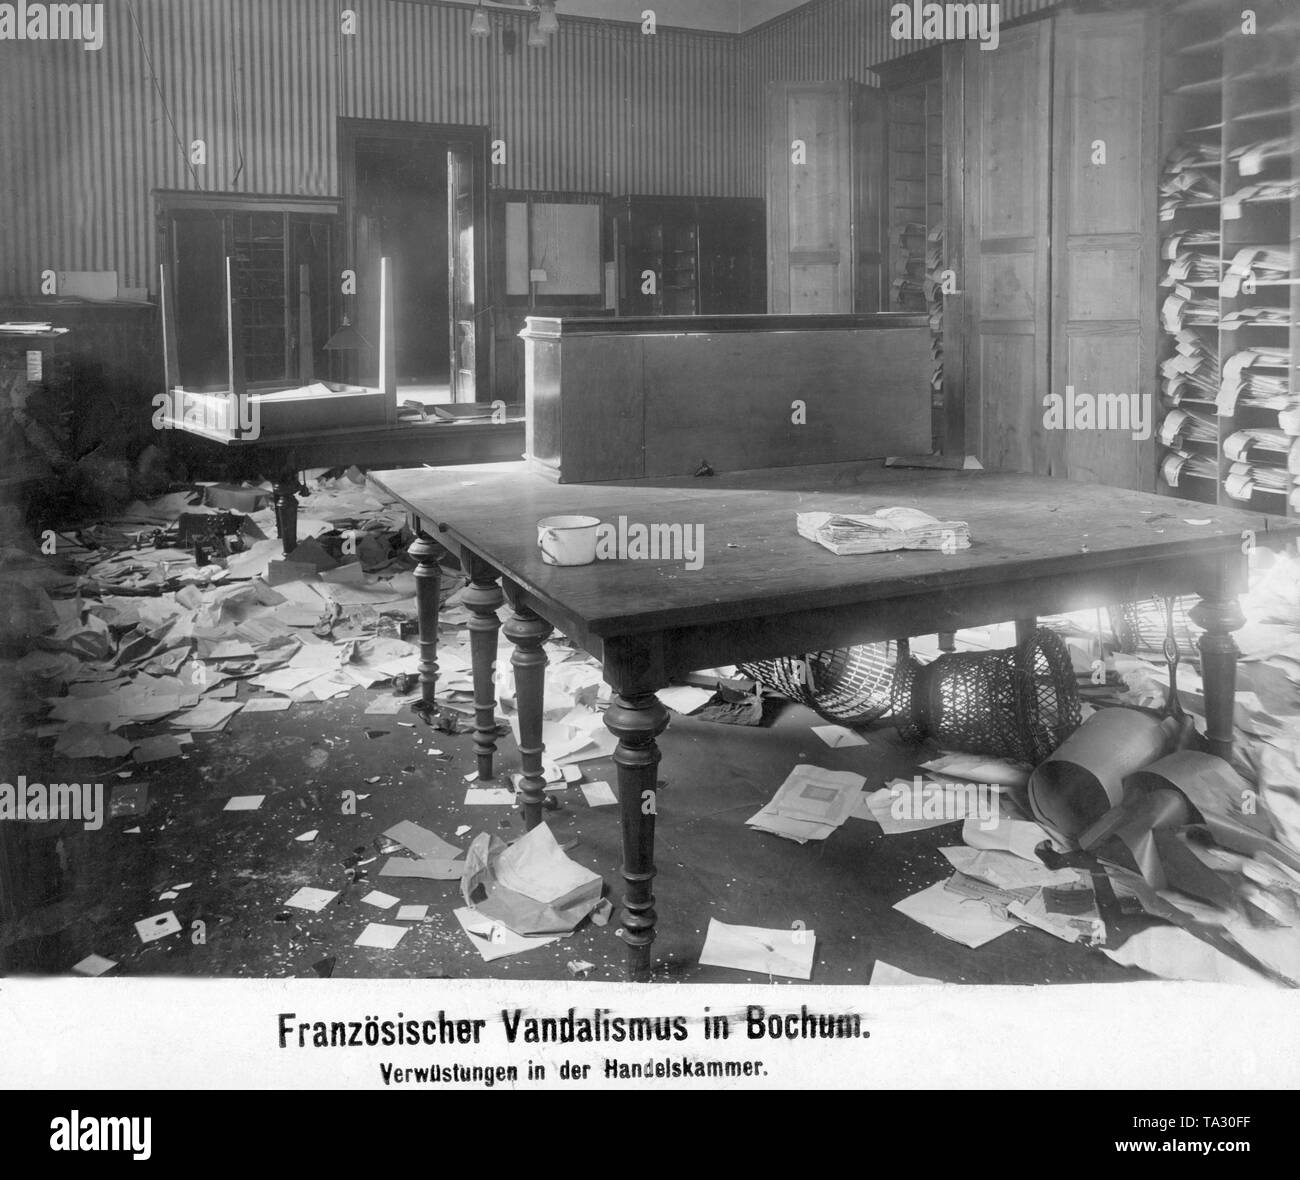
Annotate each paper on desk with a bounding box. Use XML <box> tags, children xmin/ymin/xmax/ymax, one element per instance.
<box><xmin>870</xmin><ymin>961</ymin><xmax>943</xmax><ymax>986</ymax></box>
<box><xmin>223</xmin><ymin>795</ymin><xmax>264</xmax><ymax>811</ymax></box>
<box><xmin>961</xmin><ymin>815</ymin><xmax>1055</xmax><ymax>862</ymax></box>
<box><xmin>453</xmin><ymin>906</ymin><xmax>562</xmax><ymax>962</ymax></box>
<box><xmin>697</xmin><ymin>919</ymin><xmax>816</xmax><ymax>980</ymax></box>
<box><xmin>466</xmin><ymin>787</ymin><xmax>516</xmax><ymax>805</ymax></box>
<box><xmin>892</xmin><ymin>879</ymin><xmax>1020</xmax><ymax>948</ymax></box>
<box><xmin>921</xmin><ymin>752</ymin><xmax>1031</xmax><ymax>789</ymax></box>
<box><xmin>580</xmin><ymin>781</ymin><xmax>618</xmax><ymax>807</ymax></box>
<box><xmin>71</xmin><ymin>954</ymin><xmax>118</xmax><ymax>977</ymax></box>
<box><xmin>134</xmin><ymin>912</ymin><xmax>182</xmax><ymax>944</ymax></box>
<box><xmin>56</xmin><ymin>723</ymin><xmax>132</xmax><ymax>760</ymax></box>
<box><xmin>284</xmin><ymin>886</ymin><xmax>338</xmax><ymax>912</ymax></box>
<box><xmin>1101</xmin><ymin>925</ymin><xmax>1273</xmax><ymax>986</ymax></box>
<box><xmin>131</xmin><ymin>734</ymin><xmax>186</xmax><ymax>763</ymax></box>
<box><xmin>858</xmin><ymin>777</ymin><xmax>997</xmax><ymax>834</ymax></box>
<box><xmin>383</xmin><ymin>820</ymin><xmax>461</xmax><ymax>862</ymax></box>
<box><xmin>354</xmin><ymin>923</ymin><xmax>406</xmax><ymax>949</ymax></box>
<box><xmin>241</xmin><ymin>697</ymin><xmax>292</xmax><ymax>712</ymax></box>
<box><xmin>171</xmin><ymin>699</ymin><xmax>243</xmax><ymax>732</ymax></box>
<box><xmin>656</xmin><ymin>684</ymin><xmax>716</xmax><ymax>714</ymax></box>
<box><xmin>380</xmin><ymin>857</ymin><xmax>463</xmax><ymax>881</ymax></box>
<box><xmin>461</xmin><ymin>825</ymin><xmax>602</xmax><ymax>936</ymax></box>
<box><xmin>943</xmin><ymin>846</ymin><xmax>1078</xmax><ymax>891</ymax></box>
<box><xmin>811</xmin><ymin>724</ymin><xmax>869</xmax><ymax>749</ymax></box>
<box><xmin>747</xmin><ymin>764</ymin><xmax>866</xmax><ymax>843</ymax></box>
<box><xmin>361</xmin><ymin>890</ymin><xmax>400</xmax><ymax>910</ymax></box>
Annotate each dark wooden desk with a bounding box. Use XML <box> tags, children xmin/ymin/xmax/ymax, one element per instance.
<box><xmin>371</xmin><ymin>460</ymin><xmax>1298</xmax><ymax>980</ymax></box>
<box><xmin>162</xmin><ymin>414</ymin><xmax>524</xmax><ymax>553</ymax></box>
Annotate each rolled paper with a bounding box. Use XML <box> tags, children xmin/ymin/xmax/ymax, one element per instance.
<box><xmin>1028</xmin><ymin>708</ymin><xmax>1176</xmax><ymax>843</ymax></box>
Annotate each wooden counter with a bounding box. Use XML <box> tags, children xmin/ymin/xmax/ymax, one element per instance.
<box><xmin>520</xmin><ymin>313</ymin><xmax>931</xmax><ymax>482</ymax></box>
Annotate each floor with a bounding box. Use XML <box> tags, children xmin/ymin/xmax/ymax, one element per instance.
<box><xmin>0</xmin><ymin>677</ymin><xmax>1146</xmax><ymax>986</ymax></box>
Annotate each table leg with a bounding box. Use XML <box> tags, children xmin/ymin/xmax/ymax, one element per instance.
<box><xmin>272</xmin><ymin>476</ymin><xmax>299</xmax><ymax>556</ymax></box>
<box><xmin>1015</xmin><ymin>617</ymin><xmax>1038</xmax><ymax>646</ymax></box>
<box><xmin>409</xmin><ymin>532</ymin><xmax>441</xmax><ymax>707</ymax></box>
<box><xmin>605</xmin><ymin>687</ymin><xmax>670</xmax><ymax>983</ymax></box>
<box><xmin>503</xmin><ymin>598</ymin><xmax>552</xmax><ymax>829</ymax></box>
<box><xmin>463</xmin><ymin>554</ymin><xmax>504</xmax><ymax>782</ymax></box>
<box><xmin>1190</xmin><ymin>590</ymin><xmax>1245</xmax><ymax>763</ymax></box>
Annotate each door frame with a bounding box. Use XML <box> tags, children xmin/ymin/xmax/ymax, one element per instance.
<box><xmin>338</xmin><ymin>117</ymin><xmax>491</xmax><ymax>400</ymax></box>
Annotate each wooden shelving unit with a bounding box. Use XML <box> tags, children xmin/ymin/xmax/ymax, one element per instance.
<box><xmin>1156</xmin><ymin>0</ymin><xmax>1300</xmax><ymax>515</ymax></box>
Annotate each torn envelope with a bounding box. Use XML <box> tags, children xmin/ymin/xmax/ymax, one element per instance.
<box><xmin>461</xmin><ymin>823</ymin><xmax>603</xmax><ymax>936</ymax></box>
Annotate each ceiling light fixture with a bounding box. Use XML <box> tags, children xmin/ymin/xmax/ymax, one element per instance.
<box><xmin>470</xmin><ymin>2</ymin><xmax>491</xmax><ymax>37</ymax></box>
<box><xmin>537</xmin><ymin>1</ymin><xmax>559</xmax><ymax>35</ymax></box>
<box><xmin>526</xmin><ymin>18</ymin><xmax>548</xmax><ymax>47</ymax></box>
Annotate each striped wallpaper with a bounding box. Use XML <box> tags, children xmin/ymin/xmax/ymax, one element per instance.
<box><xmin>0</xmin><ymin>0</ymin><xmax>1065</xmax><ymax>297</ymax></box>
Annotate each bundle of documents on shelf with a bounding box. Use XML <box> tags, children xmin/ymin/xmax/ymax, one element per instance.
<box><xmin>796</xmin><ymin>507</ymin><xmax>971</xmax><ymax>555</ymax></box>
<box><xmin>1161</xmin><ymin>287</ymin><xmax>1220</xmax><ymax>333</ymax></box>
<box><xmin>1158</xmin><ymin>406</ymin><xmax>1217</xmax><ymax>448</ymax></box>
<box><xmin>1162</xmin><ymin>248</ymin><xmax>1222</xmax><ymax>286</ymax></box>
<box><xmin>1161</xmin><ymin>329</ymin><xmax>1220</xmax><ymax>405</ymax></box>
<box><xmin>1217</xmin><ymin>348</ymin><xmax>1292</xmax><ymax>413</ymax></box>
<box><xmin>1221</xmin><ymin>306</ymin><xmax>1292</xmax><ymax>331</ymax></box>
<box><xmin>1162</xmin><ymin>229</ymin><xmax>1220</xmax><ymax>261</ymax></box>
<box><xmin>1224</xmin><ymin>427</ymin><xmax>1290</xmax><ymax>463</ymax></box>
<box><xmin>1160</xmin><ymin>449</ymin><xmax>1218</xmax><ymax>489</ymax></box>
<box><xmin>1223</xmin><ymin>179</ymin><xmax>1300</xmax><ymax>220</ymax></box>
<box><xmin>1225</xmin><ymin>460</ymin><xmax>1288</xmax><ymax>501</ymax></box>
<box><xmin>1221</xmin><ymin>246</ymin><xmax>1290</xmax><ymax>297</ymax></box>
<box><xmin>1229</xmin><ymin>136</ymin><xmax>1293</xmax><ymax>178</ymax></box>
<box><xmin>1159</xmin><ymin>142</ymin><xmax>1222</xmax><ymax>219</ymax></box>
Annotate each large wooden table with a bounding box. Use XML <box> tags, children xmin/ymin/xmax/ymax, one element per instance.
<box><xmin>370</xmin><ymin>460</ymin><xmax>1297</xmax><ymax>981</ymax></box>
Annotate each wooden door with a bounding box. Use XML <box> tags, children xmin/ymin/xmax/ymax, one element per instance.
<box><xmin>767</xmin><ymin>81</ymin><xmax>883</xmax><ymax>313</ymax></box>
<box><xmin>1049</xmin><ymin>9</ymin><xmax>1158</xmax><ymax>491</ymax></box>
<box><xmin>961</xmin><ymin>21</ymin><xmax>1052</xmax><ymax>470</ymax></box>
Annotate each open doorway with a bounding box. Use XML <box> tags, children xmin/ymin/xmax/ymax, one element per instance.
<box><xmin>339</xmin><ymin>119</ymin><xmax>488</xmax><ymax>404</ymax></box>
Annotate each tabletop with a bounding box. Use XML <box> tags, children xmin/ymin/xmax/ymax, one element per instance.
<box><xmin>371</xmin><ymin>461</ymin><xmax>1298</xmax><ymax>641</ymax></box>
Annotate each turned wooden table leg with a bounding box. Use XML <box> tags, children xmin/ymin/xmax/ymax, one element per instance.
<box><xmin>463</xmin><ymin>554</ymin><xmax>504</xmax><ymax>782</ymax></box>
<box><xmin>605</xmin><ymin>688</ymin><xmax>670</xmax><ymax>983</ymax></box>
<box><xmin>503</xmin><ymin>597</ymin><xmax>552</xmax><ymax>828</ymax></box>
<box><xmin>272</xmin><ymin>475</ymin><xmax>300</xmax><ymax>556</ymax></box>
<box><xmin>409</xmin><ymin>532</ymin><xmax>442</xmax><ymax>707</ymax></box>
<box><xmin>1015</xmin><ymin>617</ymin><xmax>1038</xmax><ymax>646</ymax></box>
<box><xmin>1190</xmin><ymin>591</ymin><xmax>1245</xmax><ymax>763</ymax></box>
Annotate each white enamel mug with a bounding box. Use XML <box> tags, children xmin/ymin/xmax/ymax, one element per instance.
<box><xmin>537</xmin><ymin>515</ymin><xmax>601</xmax><ymax>566</ymax></box>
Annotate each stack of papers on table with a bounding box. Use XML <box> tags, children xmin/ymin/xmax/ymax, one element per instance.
<box><xmin>747</xmin><ymin>765</ymin><xmax>866</xmax><ymax>843</ymax></box>
<box><xmin>797</xmin><ymin>507</ymin><xmax>970</xmax><ymax>555</ymax></box>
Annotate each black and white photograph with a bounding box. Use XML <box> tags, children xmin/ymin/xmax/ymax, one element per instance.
<box><xmin>0</xmin><ymin>0</ymin><xmax>1298</xmax><ymax>1116</ymax></box>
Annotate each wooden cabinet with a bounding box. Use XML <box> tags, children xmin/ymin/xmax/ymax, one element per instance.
<box><xmin>614</xmin><ymin>197</ymin><xmax>765</xmax><ymax>317</ymax></box>
<box><xmin>521</xmin><ymin>313</ymin><xmax>931</xmax><ymax>483</ymax></box>
<box><xmin>765</xmin><ymin>81</ymin><xmax>886</xmax><ymax>314</ymax></box>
